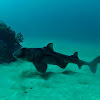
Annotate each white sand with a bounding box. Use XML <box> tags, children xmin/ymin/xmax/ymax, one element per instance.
<box><xmin>0</xmin><ymin>39</ymin><xmax>100</xmax><ymax>100</ymax></box>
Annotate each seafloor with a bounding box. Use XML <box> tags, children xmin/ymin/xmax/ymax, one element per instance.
<box><xmin>0</xmin><ymin>38</ymin><xmax>100</xmax><ymax>100</ymax></box>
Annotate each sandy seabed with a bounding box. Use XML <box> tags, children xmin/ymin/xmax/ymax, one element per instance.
<box><xmin>0</xmin><ymin>38</ymin><xmax>100</xmax><ymax>100</ymax></box>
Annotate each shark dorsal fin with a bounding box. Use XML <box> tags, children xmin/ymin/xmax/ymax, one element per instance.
<box><xmin>73</xmin><ymin>52</ymin><xmax>79</xmax><ymax>59</ymax></box>
<box><xmin>46</xmin><ymin>43</ymin><xmax>54</xmax><ymax>51</ymax></box>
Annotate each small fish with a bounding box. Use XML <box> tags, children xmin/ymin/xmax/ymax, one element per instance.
<box><xmin>13</xmin><ymin>43</ymin><xmax>100</xmax><ymax>73</ymax></box>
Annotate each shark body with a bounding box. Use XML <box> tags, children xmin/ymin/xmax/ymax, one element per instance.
<box><xmin>13</xmin><ymin>43</ymin><xmax>100</xmax><ymax>73</ymax></box>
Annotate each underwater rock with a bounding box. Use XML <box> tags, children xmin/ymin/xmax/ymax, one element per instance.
<box><xmin>0</xmin><ymin>21</ymin><xmax>23</xmax><ymax>63</ymax></box>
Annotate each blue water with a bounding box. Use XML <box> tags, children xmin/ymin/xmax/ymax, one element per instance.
<box><xmin>0</xmin><ymin>0</ymin><xmax>100</xmax><ymax>44</ymax></box>
<box><xmin>0</xmin><ymin>1</ymin><xmax>100</xmax><ymax>99</ymax></box>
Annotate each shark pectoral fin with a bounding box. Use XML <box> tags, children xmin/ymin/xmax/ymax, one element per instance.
<box><xmin>33</xmin><ymin>62</ymin><xmax>47</xmax><ymax>73</ymax></box>
<box><xmin>58</xmin><ymin>63</ymin><xmax>68</xmax><ymax>69</ymax></box>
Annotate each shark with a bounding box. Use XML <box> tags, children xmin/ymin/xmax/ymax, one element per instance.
<box><xmin>13</xmin><ymin>43</ymin><xmax>100</xmax><ymax>73</ymax></box>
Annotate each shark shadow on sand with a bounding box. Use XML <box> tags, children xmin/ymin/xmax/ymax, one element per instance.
<box><xmin>21</xmin><ymin>70</ymin><xmax>55</xmax><ymax>80</ymax></box>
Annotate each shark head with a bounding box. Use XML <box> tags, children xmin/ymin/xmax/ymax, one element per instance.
<box><xmin>13</xmin><ymin>48</ymin><xmax>33</xmax><ymax>61</ymax></box>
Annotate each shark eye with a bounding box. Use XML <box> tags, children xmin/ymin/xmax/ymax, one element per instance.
<box><xmin>23</xmin><ymin>48</ymin><xmax>32</xmax><ymax>60</ymax></box>
<box><xmin>22</xmin><ymin>48</ymin><xmax>27</xmax><ymax>51</ymax></box>
<box><xmin>25</xmin><ymin>49</ymin><xmax>31</xmax><ymax>56</ymax></box>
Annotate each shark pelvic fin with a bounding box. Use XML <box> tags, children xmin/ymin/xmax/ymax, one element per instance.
<box><xmin>33</xmin><ymin>62</ymin><xmax>47</xmax><ymax>73</ymax></box>
<box><xmin>78</xmin><ymin>64</ymin><xmax>83</xmax><ymax>69</ymax></box>
<box><xmin>47</xmin><ymin>43</ymin><xmax>54</xmax><ymax>51</ymax></box>
<box><xmin>58</xmin><ymin>63</ymin><xmax>68</xmax><ymax>69</ymax></box>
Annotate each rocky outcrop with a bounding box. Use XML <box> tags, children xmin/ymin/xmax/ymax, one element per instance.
<box><xmin>0</xmin><ymin>21</ymin><xmax>23</xmax><ymax>63</ymax></box>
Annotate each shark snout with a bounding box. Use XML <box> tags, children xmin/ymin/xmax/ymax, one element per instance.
<box><xmin>13</xmin><ymin>52</ymin><xmax>17</xmax><ymax>58</ymax></box>
<box><xmin>13</xmin><ymin>49</ymin><xmax>22</xmax><ymax>58</ymax></box>
<box><xmin>13</xmin><ymin>51</ymin><xmax>19</xmax><ymax>58</ymax></box>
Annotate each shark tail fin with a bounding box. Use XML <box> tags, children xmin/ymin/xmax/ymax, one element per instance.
<box><xmin>89</xmin><ymin>56</ymin><xmax>100</xmax><ymax>73</ymax></box>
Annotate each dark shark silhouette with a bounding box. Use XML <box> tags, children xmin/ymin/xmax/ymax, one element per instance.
<box><xmin>13</xmin><ymin>43</ymin><xmax>100</xmax><ymax>73</ymax></box>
